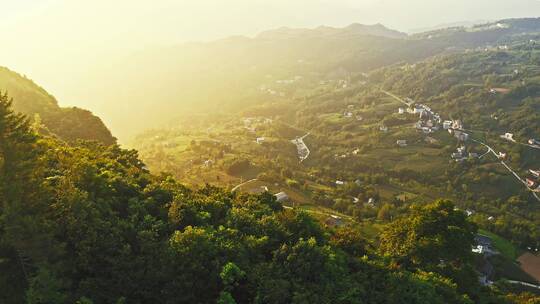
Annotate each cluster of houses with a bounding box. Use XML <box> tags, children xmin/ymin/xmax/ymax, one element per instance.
<box><xmin>526</xmin><ymin>169</ymin><xmax>540</xmax><ymax>192</ymax></box>
<box><xmin>451</xmin><ymin>146</ymin><xmax>478</xmax><ymax>162</ymax></box>
<box><xmin>446</xmin><ymin>120</ymin><xmax>470</xmax><ymax>141</ymax></box>
<box><xmin>343</xmin><ymin>104</ymin><xmax>364</xmax><ymax>121</ymax></box>
<box><xmin>291</xmin><ymin>136</ymin><xmax>310</xmax><ymax>162</ymax></box>
<box><xmin>472</xmin><ymin>234</ymin><xmax>496</xmax><ymax>286</ymax></box>
<box><xmin>412</xmin><ymin>104</ymin><xmax>442</xmax><ymax>134</ymax></box>
<box><xmin>243</xmin><ymin>117</ymin><xmax>272</xmax><ymax>133</ymax></box>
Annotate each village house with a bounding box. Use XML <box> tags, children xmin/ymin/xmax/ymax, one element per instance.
<box><xmin>529</xmin><ymin>169</ymin><xmax>540</xmax><ymax>178</ymax></box>
<box><xmin>498</xmin><ymin>152</ymin><xmax>507</xmax><ymax>159</ymax></box>
<box><xmin>443</xmin><ymin>120</ymin><xmax>453</xmax><ymax>130</ymax></box>
<box><xmin>203</xmin><ymin>159</ymin><xmax>214</xmax><ymax>167</ymax></box>
<box><xmin>452</xmin><ymin>120</ymin><xmax>463</xmax><ymax>130</ymax></box>
<box><xmin>529</xmin><ymin>139</ymin><xmax>540</xmax><ymax>146</ymax></box>
<box><xmin>451</xmin><ymin>146</ymin><xmax>468</xmax><ymax>161</ymax></box>
<box><xmin>274</xmin><ymin>192</ymin><xmax>289</xmax><ymax>203</ymax></box>
<box><xmin>526</xmin><ymin>178</ymin><xmax>537</xmax><ymax>189</ymax></box>
<box><xmin>356</xmin><ymin>115</ymin><xmax>363</xmax><ymax>121</ymax></box>
<box><xmin>453</xmin><ymin>130</ymin><xmax>469</xmax><ymax>141</ymax></box>
<box><xmin>473</xmin><ymin>235</ymin><xmax>494</xmax><ymax>255</ymax></box>
<box><xmin>489</xmin><ymin>88</ymin><xmax>511</xmax><ymax>94</ymax></box>
<box><xmin>379</xmin><ymin>125</ymin><xmax>388</xmax><ymax>132</ymax></box>
<box><xmin>456</xmin><ymin>131</ymin><xmax>469</xmax><ymax>141</ymax></box>
<box><xmin>396</xmin><ymin>140</ymin><xmax>407</xmax><ymax>147</ymax></box>
<box><xmin>325</xmin><ymin>215</ymin><xmax>344</xmax><ymax>227</ymax></box>
<box><xmin>500</xmin><ymin>133</ymin><xmax>515</xmax><ymax>141</ymax></box>
<box><xmin>256</xmin><ymin>137</ymin><xmax>265</xmax><ymax>144</ymax></box>
<box><xmin>398</xmin><ymin>107</ymin><xmax>405</xmax><ymax>114</ymax></box>
<box><xmin>335</xmin><ymin>180</ymin><xmax>345</xmax><ymax>186</ymax></box>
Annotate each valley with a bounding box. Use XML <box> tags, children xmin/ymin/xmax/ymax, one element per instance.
<box><xmin>1</xmin><ymin>14</ymin><xmax>540</xmax><ymax>304</ymax></box>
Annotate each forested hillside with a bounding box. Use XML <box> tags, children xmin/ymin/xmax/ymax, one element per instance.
<box><xmin>95</xmin><ymin>18</ymin><xmax>540</xmax><ymax>139</ymax></box>
<box><xmin>0</xmin><ymin>92</ymin><xmax>537</xmax><ymax>303</ymax></box>
<box><xmin>0</xmin><ymin>67</ymin><xmax>116</xmax><ymax>145</ymax></box>
<box><xmin>131</xmin><ymin>32</ymin><xmax>540</xmax><ymax>290</ymax></box>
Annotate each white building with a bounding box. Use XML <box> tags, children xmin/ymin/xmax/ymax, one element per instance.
<box><xmin>275</xmin><ymin>192</ymin><xmax>289</xmax><ymax>203</ymax></box>
<box><xmin>501</xmin><ymin>133</ymin><xmax>515</xmax><ymax>142</ymax></box>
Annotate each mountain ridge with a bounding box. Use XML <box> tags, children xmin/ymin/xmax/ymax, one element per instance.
<box><xmin>256</xmin><ymin>22</ymin><xmax>407</xmax><ymax>40</ymax></box>
<box><xmin>0</xmin><ymin>66</ymin><xmax>116</xmax><ymax>145</ymax></box>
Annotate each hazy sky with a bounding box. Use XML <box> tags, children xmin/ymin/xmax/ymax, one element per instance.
<box><xmin>0</xmin><ymin>0</ymin><xmax>539</xmax><ymax>135</ymax></box>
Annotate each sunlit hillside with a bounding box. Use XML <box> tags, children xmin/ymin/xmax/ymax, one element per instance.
<box><xmin>1</xmin><ymin>3</ymin><xmax>540</xmax><ymax>303</ymax></box>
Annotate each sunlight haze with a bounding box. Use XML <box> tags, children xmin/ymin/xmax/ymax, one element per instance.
<box><xmin>1</xmin><ymin>0</ymin><xmax>539</xmax><ymax>140</ymax></box>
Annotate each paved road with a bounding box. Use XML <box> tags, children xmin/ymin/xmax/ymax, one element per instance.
<box><xmin>381</xmin><ymin>89</ymin><xmax>540</xmax><ymax>202</ymax></box>
<box><xmin>231</xmin><ymin>178</ymin><xmax>258</xmax><ymax>192</ymax></box>
<box><xmin>381</xmin><ymin>89</ymin><xmax>413</xmax><ymax>107</ymax></box>
<box><xmin>471</xmin><ymin>138</ymin><xmax>540</xmax><ymax>202</ymax></box>
<box><xmin>507</xmin><ymin>280</ymin><xmax>540</xmax><ymax>290</ymax></box>
<box><xmin>518</xmin><ymin>142</ymin><xmax>540</xmax><ymax>150</ymax></box>
<box><xmin>283</xmin><ymin>205</ymin><xmax>355</xmax><ymax>222</ymax></box>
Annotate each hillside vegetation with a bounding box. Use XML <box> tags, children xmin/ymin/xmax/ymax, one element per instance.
<box><xmin>0</xmin><ymin>67</ymin><xmax>116</xmax><ymax>145</ymax></box>
<box><xmin>95</xmin><ymin>18</ymin><xmax>540</xmax><ymax>139</ymax></box>
<box><xmin>2</xmin><ymin>93</ymin><xmax>539</xmax><ymax>304</ymax></box>
<box><xmin>132</xmin><ymin>34</ymin><xmax>540</xmax><ymax>265</ymax></box>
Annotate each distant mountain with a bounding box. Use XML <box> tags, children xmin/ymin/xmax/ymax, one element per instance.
<box><xmin>409</xmin><ymin>20</ymin><xmax>492</xmax><ymax>34</ymax></box>
<box><xmin>93</xmin><ymin>18</ymin><xmax>540</xmax><ymax>140</ymax></box>
<box><xmin>257</xmin><ymin>23</ymin><xmax>407</xmax><ymax>40</ymax></box>
<box><xmin>412</xmin><ymin>17</ymin><xmax>540</xmax><ymax>40</ymax></box>
<box><xmin>0</xmin><ymin>67</ymin><xmax>116</xmax><ymax>145</ymax></box>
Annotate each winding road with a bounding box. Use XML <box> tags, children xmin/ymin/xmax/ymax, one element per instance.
<box><xmin>382</xmin><ymin>88</ymin><xmax>540</xmax><ymax>202</ymax></box>
<box><xmin>470</xmin><ymin>138</ymin><xmax>540</xmax><ymax>201</ymax></box>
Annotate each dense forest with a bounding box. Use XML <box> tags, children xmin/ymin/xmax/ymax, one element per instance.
<box><xmin>1</xmin><ymin>92</ymin><xmax>538</xmax><ymax>303</ymax></box>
